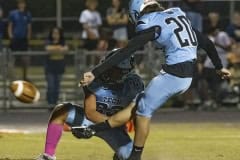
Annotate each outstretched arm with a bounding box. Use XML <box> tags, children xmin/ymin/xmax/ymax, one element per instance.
<box><xmin>83</xmin><ymin>87</ymin><xmax>109</xmax><ymax>123</ymax></box>
<box><xmin>87</xmin><ymin>102</ymin><xmax>136</xmax><ymax>135</ymax></box>
<box><xmin>194</xmin><ymin>29</ymin><xmax>231</xmax><ymax>79</ymax></box>
<box><xmin>79</xmin><ymin>26</ymin><xmax>159</xmax><ymax>86</ymax></box>
<box><xmin>92</xmin><ymin>27</ymin><xmax>157</xmax><ymax>77</ymax></box>
<box><xmin>72</xmin><ymin>102</ymin><xmax>136</xmax><ymax>139</ymax></box>
<box><xmin>194</xmin><ymin>29</ymin><xmax>223</xmax><ymax>70</ymax></box>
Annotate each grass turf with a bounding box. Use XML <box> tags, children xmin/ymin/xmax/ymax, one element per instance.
<box><xmin>0</xmin><ymin>123</ymin><xmax>240</xmax><ymax>160</ymax></box>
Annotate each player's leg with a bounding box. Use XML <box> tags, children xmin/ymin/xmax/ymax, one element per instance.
<box><xmin>88</xmin><ymin>102</ymin><xmax>136</xmax><ymax>133</ymax></box>
<box><xmin>108</xmin><ymin>102</ymin><xmax>136</xmax><ymax>127</ymax></box>
<box><xmin>128</xmin><ymin>73</ymin><xmax>192</xmax><ymax>160</ymax></box>
<box><xmin>114</xmin><ymin>142</ymin><xmax>133</xmax><ymax>160</ymax></box>
<box><xmin>96</xmin><ymin>127</ymin><xmax>133</xmax><ymax>160</ymax></box>
<box><xmin>37</xmin><ymin>103</ymin><xmax>71</xmax><ymax>160</ymax></box>
<box><xmin>37</xmin><ymin>103</ymin><xmax>84</xmax><ymax>160</ymax></box>
<box><xmin>43</xmin><ymin>103</ymin><xmax>70</xmax><ymax>158</ymax></box>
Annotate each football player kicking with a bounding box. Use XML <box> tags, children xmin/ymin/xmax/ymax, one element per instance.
<box><xmin>36</xmin><ymin>49</ymin><xmax>144</xmax><ymax>160</ymax></box>
<box><xmin>75</xmin><ymin>0</ymin><xmax>232</xmax><ymax>160</ymax></box>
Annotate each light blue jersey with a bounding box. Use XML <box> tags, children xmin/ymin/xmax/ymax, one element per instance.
<box><xmin>133</xmin><ymin>8</ymin><xmax>195</xmax><ymax>118</ymax></box>
<box><xmin>88</xmin><ymin>73</ymin><xmax>144</xmax><ymax>116</ymax></box>
<box><xmin>136</xmin><ymin>8</ymin><xmax>197</xmax><ymax>65</ymax></box>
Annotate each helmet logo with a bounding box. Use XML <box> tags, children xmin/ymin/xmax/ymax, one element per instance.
<box><xmin>134</xmin><ymin>10</ymin><xmax>140</xmax><ymax>20</ymax></box>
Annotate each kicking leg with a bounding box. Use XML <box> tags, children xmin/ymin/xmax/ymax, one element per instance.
<box><xmin>128</xmin><ymin>73</ymin><xmax>192</xmax><ymax>160</ymax></box>
<box><xmin>127</xmin><ymin>116</ymin><xmax>150</xmax><ymax>160</ymax></box>
<box><xmin>109</xmin><ymin>102</ymin><xmax>136</xmax><ymax>127</ymax></box>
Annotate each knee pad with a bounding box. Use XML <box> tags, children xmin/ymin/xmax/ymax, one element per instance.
<box><xmin>65</xmin><ymin>104</ymin><xmax>84</xmax><ymax>127</ymax></box>
<box><xmin>50</xmin><ymin>103</ymin><xmax>71</xmax><ymax>120</ymax></box>
<box><xmin>53</xmin><ymin>103</ymin><xmax>70</xmax><ymax>112</ymax></box>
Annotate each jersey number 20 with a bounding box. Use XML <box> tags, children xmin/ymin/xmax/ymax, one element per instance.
<box><xmin>166</xmin><ymin>15</ymin><xmax>198</xmax><ymax>47</ymax></box>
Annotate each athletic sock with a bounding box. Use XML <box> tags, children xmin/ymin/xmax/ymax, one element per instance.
<box><xmin>89</xmin><ymin>120</ymin><xmax>112</xmax><ymax>132</ymax></box>
<box><xmin>44</xmin><ymin>123</ymin><xmax>63</xmax><ymax>156</ymax></box>
<box><xmin>128</xmin><ymin>145</ymin><xmax>144</xmax><ymax>160</ymax></box>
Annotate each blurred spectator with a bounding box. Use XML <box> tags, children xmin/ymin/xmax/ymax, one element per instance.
<box><xmin>204</xmin><ymin>12</ymin><xmax>223</xmax><ymax>34</ymax></box>
<box><xmin>96</xmin><ymin>27</ymin><xmax>116</xmax><ymax>51</ymax></box>
<box><xmin>227</xmin><ymin>46</ymin><xmax>240</xmax><ymax>103</ymax></box>
<box><xmin>201</xmin><ymin>28</ymin><xmax>231</xmax><ymax>109</ymax></box>
<box><xmin>227</xmin><ymin>12</ymin><xmax>240</xmax><ymax>98</ymax></box>
<box><xmin>227</xmin><ymin>12</ymin><xmax>240</xmax><ymax>105</ymax></box>
<box><xmin>226</xmin><ymin>11</ymin><xmax>240</xmax><ymax>43</ymax></box>
<box><xmin>8</xmin><ymin>0</ymin><xmax>32</xmax><ymax>80</ymax></box>
<box><xmin>227</xmin><ymin>48</ymin><xmax>240</xmax><ymax>83</ymax></box>
<box><xmin>0</xmin><ymin>7</ymin><xmax>5</xmax><ymax>50</ymax></box>
<box><xmin>45</xmin><ymin>27</ymin><xmax>68</xmax><ymax>107</ymax></box>
<box><xmin>106</xmin><ymin>0</ymin><xmax>128</xmax><ymax>47</ymax></box>
<box><xmin>79</xmin><ymin>0</ymin><xmax>102</xmax><ymax>40</ymax></box>
<box><xmin>183</xmin><ymin>59</ymin><xmax>202</xmax><ymax>109</ymax></box>
<box><xmin>180</xmin><ymin>0</ymin><xmax>203</xmax><ymax>32</ymax></box>
<box><xmin>86</xmin><ymin>28</ymin><xmax>117</xmax><ymax>66</ymax></box>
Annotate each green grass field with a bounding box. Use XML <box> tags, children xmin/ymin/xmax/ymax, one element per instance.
<box><xmin>0</xmin><ymin>122</ymin><xmax>240</xmax><ymax>160</ymax></box>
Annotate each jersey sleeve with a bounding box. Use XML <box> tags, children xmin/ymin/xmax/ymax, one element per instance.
<box><xmin>79</xmin><ymin>10</ymin><xmax>88</xmax><ymax>24</ymax></box>
<box><xmin>174</xmin><ymin>7</ymin><xmax>186</xmax><ymax>16</ymax></box>
<box><xmin>91</xmin><ymin>27</ymin><xmax>156</xmax><ymax>77</ymax></box>
<box><xmin>194</xmin><ymin>28</ymin><xmax>223</xmax><ymax>70</ymax></box>
<box><xmin>136</xmin><ymin>16</ymin><xmax>161</xmax><ymax>40</ymax></box>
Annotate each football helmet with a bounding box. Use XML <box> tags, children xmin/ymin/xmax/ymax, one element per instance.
<box><xmin>129</xmin><ymin>0</ymin><xmax>161</xmax><ymax>24</ymax></box>
<box><xmin>100</xmin><ymin>48</ymin><xmax>134</xmax><ymax>84</ymax></box>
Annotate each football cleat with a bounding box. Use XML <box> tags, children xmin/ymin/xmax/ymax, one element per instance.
<box><xmin>35</xmin><ymin>153</ymin><xmax>56</xmax><ymax>160</ymax></box>
<box><xmin>71</xmin><ymin>126</ymin><xmax>96</xmax><ymax>139</ymax></box>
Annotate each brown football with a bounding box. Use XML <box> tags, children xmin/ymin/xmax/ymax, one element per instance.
<box><xmin>10</xmin><ymin>80</ymin><xmax>40</xmax><ymax>103</ymax></box>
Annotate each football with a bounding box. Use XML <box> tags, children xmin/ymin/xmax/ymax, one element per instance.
<box><xmin>10</xmin><ymin>80</ymin><xmax>40</xmax><ymax>103</ymax></box>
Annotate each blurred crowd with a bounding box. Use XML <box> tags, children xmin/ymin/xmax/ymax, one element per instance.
<box><xmin>1</xmin><ymin>0</ymin><xmax>240</xmax><ymax>109</ymax></box>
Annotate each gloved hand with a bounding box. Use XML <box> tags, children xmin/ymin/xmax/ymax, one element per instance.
<box><xmin>71</xmin><ymin>126</ymin><xmax>96</xmax><ymax>139</ymax></box>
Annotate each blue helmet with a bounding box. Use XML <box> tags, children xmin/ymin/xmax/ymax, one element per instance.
<box><xmin>129</xmin><ymin>0</ymin><xmax>143</xmax><ymax>25</ymax></box>
<box><xmin>129</xmin><ymin>0</ymin><xmax>161</xmax><ymax>24</ymax></box>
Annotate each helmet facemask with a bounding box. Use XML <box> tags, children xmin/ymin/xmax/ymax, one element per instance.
<box><xmin>128</xmin><ymin>10</ymin><xmax>140</xmax><ymax>25</ymax></box>
<box><xmin>128</xmin><ymin>0</ymin><xmax>143</xmax><ymax>25</ymax></box>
